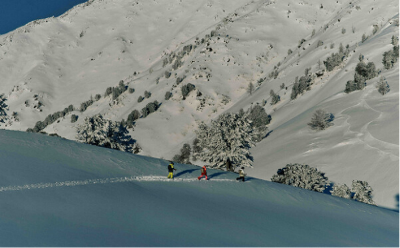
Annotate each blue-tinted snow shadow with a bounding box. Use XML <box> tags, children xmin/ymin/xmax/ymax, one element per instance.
<box><xmin>243</xmin><ymin>177</ymin><xmax>256</xmax><ymax>182</ymax></box>
<box><xmin>175</xmin><ymin>168</ymin><xmax>200</xmax><ymax>177</ymax></box>
<box><xmin>323</xmin><ymin>182</ymin><xmax>334</xmax><ymax>195</ymax></box>
<box><xmin>208</xmin><ymin>171</ymin><xmax>229</xmax><ymax>179</ymax></box>
<box><xmin>264</xmin><ymin>130</ymin><xmax>273</xmax><ymax>139</ymax></box>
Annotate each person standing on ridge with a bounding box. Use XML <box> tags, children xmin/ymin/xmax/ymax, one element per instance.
<box><xmin>236</xmin><ymin>167</ymin><xmax>246</xmax><ymax>182</ymax></box>
<box><xmin>167</xmin><ymin>161</ymin><xmax>176</xmax><ymax>179</ymax></box>
<box><xmin>198</xmin><ymin>165</ymin><xmax>208</xmax><ymax>180</ymax></box>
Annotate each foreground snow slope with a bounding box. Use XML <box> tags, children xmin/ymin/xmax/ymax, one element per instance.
<box><xmin>0</xmin><ymin>130</ymin><xmax>397</xmax><ymax>246</ymax></box>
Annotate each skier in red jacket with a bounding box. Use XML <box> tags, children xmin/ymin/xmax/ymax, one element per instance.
<box><xmin>198</xmin><ymin>166</ymin><xmax>208</xmax><ymax>180</ymax></box>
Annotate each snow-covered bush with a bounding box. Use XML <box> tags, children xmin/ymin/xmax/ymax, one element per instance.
<box><xmin>271</xmin><ymin>163</ymin><xmax>329</xmax><ymax>193</ymax></box>
<box><xmin>345</xmin><ymin>59</ymin><xmax>378</xmax><ymax>93</ymax></box>
<box><xmin>247</xmin><ymin>82</ymin><xmax>255</xmax><ymax>95</ymax></box>
<box><xmin>308</xmin><ymin>109</ymin><xmax>334</xmax><ymax>131</ymax></box>
<box><xmin>30</xmin><ymin>105</ymin><xmax>75</xmax><ymax>132</ymax></box>
<box><xmin>270</xmin><ymin>90</ymin><xmax>280</xmax><ymax>105</ymax></box>
<box><xmin>269</xmin><ymin>70</ymin><xmax>279</xmax><ymax>79</ymax></box>
<box><xmin>331</xmin><ymin>184</ymin><xmax>352</xmax><ymax>199</ymax></box>
<box><xmin>181</xmin><ymin>83</ymin><xmax>195</xmax><ymax>100</ymax></box>
<box><xmin>382</xmin><ymin>46</ymin><xmax>399</xmax><ymax>69</ymax></box>
<box><xmin>144</xmin><ymin>91</ymin><xmax>151</xmax><ymax>98</ymax></box>
<box><xmin>141</xmin><ymin>101</ymin><xmax>159</xmax><ymax>118</ymax></box>
<box><xmin>126</xmin><ymin>109</ymin><xmax>140</xmax><ymax>127</ymax></box>
<box><xmin>71</xmin><ymin>114</ymin><xmax>79</xmax><ymax>123</ymax></box>
<box><xmin>246</xmin><ymin>105</ymin><xmax>271</xmax><ymax>127</ymax></box>
<box><xmin>392</xmin><ymin>35</ymin><xmax>398</xmax><ymax>46</ymax></box>
<box><xmin>80</xmin><ymin>99</ymin><xmax>94</xmax><ymax>112</ymax></box>
<box><xmin>345</xmin><ymin>72</ymin><xmax>366</xmax><ymax>93</ymax></box>
<box><xmin>361</xmin><ymin>33</ymin><xmax>368</xmax><ymax>43</ymax></box>
<box><xmin>165</xmin><ymin>91</ymin><xmax>172</xmax><ymax>100</ymax></box>
<box><xmin>376</xmin><ymin>76</ymin><xmax>390</xmax><ymax>95</ymax></box>
<box><xmin>111</xmin><ymin>81</ymin><xmax>128</xmax><ymax>100</ymax></box>
<box><xmin>351</xmin><ymin>180</ymin><xmax>376</xmax><ymax>205</ymax></box>
<box><xmin>0</xmin><ymin>94</ymin><xmax>8</xmax><ymax>123</ymax></box>
<box><xmin>193</xmin><ymin>110</ymin><xmax>268</xmax><ymax>169</ymax></box>
<box><xmin>246</xmin><ymin>105</ymin><xmax>271</xmax><ymax>142</ymax></box>
<box><xmin>172</xmin><ymin>58</ymin><xmax>183</xmax><ymax>70</ymax></box>
<box><xmin>355</xmin><ymin>61</ymin><xmax>377</xmax><ymax>80</ymax></box>
<box><xmin>76</xmin><ymin>114</ymin><xmax>140</xmax><ymax>153</ymax></box>
<box><xmin>291</xmin><ymin>75</ymin><xmax>312</xmax><ymax>100</ymax></box>
<box><xmin>176</xmin><ymin>76</ymin><xmax>186</xmax><ymax>85</ymax></box>
<box><xmin>324</xmin><ymin>52</ymin><xmax>343</xmax><ymax>71</ymax></box>
<box><xmin>173</xmin><ymin>143</ymin><xmax>191</xmax><ymax>164</ymax></box>
<box><xmin>104</xmin><ymin>87</ymin><xmax>113</xmax><ymax>97</ymax></box>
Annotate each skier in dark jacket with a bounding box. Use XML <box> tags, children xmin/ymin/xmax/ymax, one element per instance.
<box><xmin>167</xmin><ymin>161</ymin><xmax>176</xmax><ymax>179</ymax></box>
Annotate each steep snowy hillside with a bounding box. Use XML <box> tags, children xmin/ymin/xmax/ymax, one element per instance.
<box><xmin>0</xmin><ymin>130</ymin><xmax>398</xmax><ymax>246</ymax></box>
<box><xmin>0</xmin><ymin>0</ymin><xmax>339</xmax><ymax>145</ymax></box>
<box><xmin>0</xmin><ymin>0</ymin><xmax>398</xmax><ymax>208</ymax></box>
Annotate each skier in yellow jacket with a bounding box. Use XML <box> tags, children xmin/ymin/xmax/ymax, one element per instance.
<box><xmin>167</xmin><ymin>161</ymin><xmax>176</xmax><ymax>179</ymax></box>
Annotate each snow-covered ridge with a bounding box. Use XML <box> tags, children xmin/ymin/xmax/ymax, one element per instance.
<box><xmin>0</xmin><ymin>129</ymin><xmax>398</xmax><ymax>246</ymax></box>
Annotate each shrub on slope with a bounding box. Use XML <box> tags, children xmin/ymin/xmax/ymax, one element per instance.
<box><xmin>271</xmin><ymin>163</ymin><xmax>329</xmax><ymax>193</ymax></box>
<box><xmin>76</xmin><ymin>114</ymin><xmax>140</xmax><ymax>153</ymax></box>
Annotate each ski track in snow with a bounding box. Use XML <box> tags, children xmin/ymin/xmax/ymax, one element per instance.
<box><xmin>0</xmin><ymin>176</ymin><xmax>235</xmax><ymax>192</ymax></box>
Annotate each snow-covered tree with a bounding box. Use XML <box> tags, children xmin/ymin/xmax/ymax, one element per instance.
<box><xmin>141</xmin><ymin>101</ymin><xmax>159</xmax><ymax>118</ymax></box>
<box><xmin>270</xmin><ymin>90</ymin><xmax>280</xmax><ymax>105</ymax></box>
<box><xmin>308</xmin><ymin>109</ymin><xmax>334</xmax><ymax>131</ymax></box>
<box><xmin>246</xmin><ymin>105</ymin><xmax>271</xmax><ymax>142</ymax></box>
<box><xmin>0</xmin><ymin>94</ymin><xmax>8</xmax><ymax>123</ymax></box>
<box><xmin>271</xmin><ymin>163</ymin><xmax>329</xmax><ymax>193</ymax></box>
<box><xmin>391</xmin><ymin>35</ymin><xmax>398</xmax><ymax>46</ymax></box>
<box><xmin>181</xmin><ymin>83</ymin><xmax>195</xmax><ymax>100</ymax></box>
<box><xmin>173</xmin><ymin>143</ymin><xmax>191</xmax><ymax>164</ymax></box>
<box><xmin>247</xmin><ymin>82</ymin><xmax>254</xmax><ymax>95</ymax></box>
<box><xmin>126</xmin><ymin>109</ymin><xmax>140</xmax><ymax>127</ymax></box>
<box><xmin>355</xmin><ymin>61</ymin><xmax>377</xmax><ymax>80</ymax></box>
<box><xmin>330</xmin><ymin>184</ymin><xmax>352</xmax><ymax>199</ymax></box>
<box><xmin>351</xmin><ymin>180</ymin><xmax>376</xmax><ymax>205</ymax></box>
<box><xmin>193</xmin><ymin>111</ymin><xmax>267</xmax><ymax>169</ymax></box>
<box><xmin>71</xmin><ymin>114</ymin><xmax>79</xmax><ymax>123</ymax></box>
<box><xmin>376</xmin><ymin>76</ymin><xmax>390</xmax><ymax>95</ymax></box>
<box><xmin>76</xmin><ymin>114</ymin><xmax>140</xmax><ymax>153</ymax></box>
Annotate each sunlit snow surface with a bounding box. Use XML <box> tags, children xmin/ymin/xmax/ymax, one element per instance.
<box><xmin>0</xmin><ymin>130</ymin><xmax>397</xmax><ymax>246</ymax></box>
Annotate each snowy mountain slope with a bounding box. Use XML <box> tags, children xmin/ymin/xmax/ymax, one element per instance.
<box><xmin>0</xmin><ymin>130</ymin><xmax>398</xmax><ymax>246</ymax></box>
<box><xmin>0</xmin><ymin>1</ymin><xmax>354</xmax><ymax>151</ymax></box>
<box><xmin>0</xmin><ymin>0</ymin><xmax>398</xmax><ymax>208</ymax></box>
<box><xmin>242</xmin><ymin>13</ymin><xmax>400</xmax><ymax>208</ymax></box>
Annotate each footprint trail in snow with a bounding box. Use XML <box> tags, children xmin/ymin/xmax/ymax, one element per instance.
<box><xmin>0</xmin><ymin>176</ymin><xmax>235</xmax><ymax>192</ymax></box>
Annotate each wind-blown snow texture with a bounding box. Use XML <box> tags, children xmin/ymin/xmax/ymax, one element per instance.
<box><xmin>0</xmin><ymin>0</ymin><xmax>398</xmax><ymax>209</ymax></box>
<box><xmin>0</xmin><ymin>130</ymin><xmax>398</xmax><ymax>246</ymax></box>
